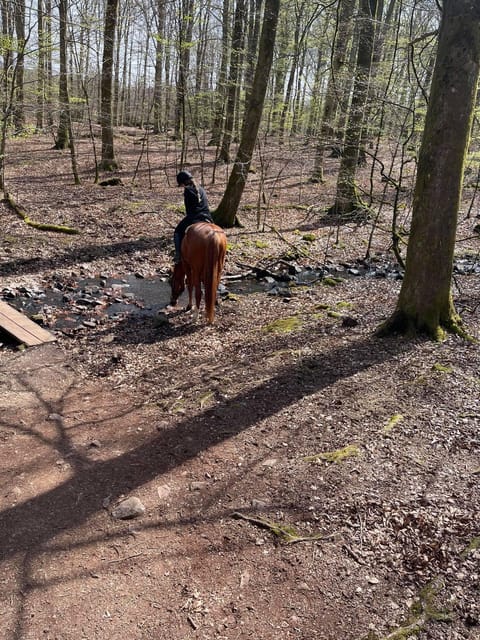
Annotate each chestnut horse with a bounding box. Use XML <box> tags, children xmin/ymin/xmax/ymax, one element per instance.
<box><xmin>170</xmin><ymin>222</ymin><xmax>227</xmax><ymax>323</ymax></box>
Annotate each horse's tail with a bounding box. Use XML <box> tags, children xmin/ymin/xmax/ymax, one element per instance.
<box><xmin>204</xmin><ymin>230</ymin><xmax>226</xmax><ymax>323</ymax></box>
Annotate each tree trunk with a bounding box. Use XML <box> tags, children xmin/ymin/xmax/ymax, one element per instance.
<box><xmin>100</xmin><ymin>0</ymin><xmax>119</xmax><ymax>170</ymax></box>
<box><xmin>269</xmin><ymin>12</ymin><xmax>289</xmax><ymax>134</ymax></box>
<box><xmin>218</xmin><ymin>0</ymin><xmax>246</xmax><ymax>163</ymax></box>
<box><xmin>174</xmin><ymin>0</ymin><xmax>194</xmax><ymax>141</ymax></box>
<box><xmin>278</xmin><ymin>9</ymin><xmax>301</xmax><ymax>144</ymax></box>
<box><xmin>242</xmin><ymin>0</ymin><xmax>262</xmax><ymax>111</ymax></box>
<box><xmin>311</xmin><ymin>0</ymin><xmax>356</xmax><ymax>182</ymax></box>
<box><xmin>45</xmin><ymin>0</ymin><xmax>54</xmax><ymax>128</ymax></box>
<box><xmin>36</xmin><ymin>0</ymin><xmax>45</xmax><ymax>131</ymax></box>
<box><xmin>330</xmin><ymin>0</ymin><xmax>377</xmax><ymax>215</ymax></box>
<box><xmin>1</xmin><ymin>1</ymin><xmax>13</xmax><ymax>99</ymax></box>
<box><xmin>13</xmin><ymin>0</ymin><xmax>26</xmax><ymax>133</ymax></box>
<box><xmin>379</xmin><ymin>0</ymin><xmax>480</xmax><ymax>340</ymax></box>
<box><xmin>209</xmin><ymin>0</ymin><xmax>231</xmax><ymax>146</ymax></box>
<box><xmin>54</xmin><ymin>0</ymin><xmax>70</xmax><ymax>149</ymax></box>
<box><xmin>214</xmin><ymin>0</ymin><xmax>280</xmax><ymax>227</ymax></box>
<box><xmin>153</xmin><ymin>0</ymin><xmax>167</xmax><ymax>133</ymax></box>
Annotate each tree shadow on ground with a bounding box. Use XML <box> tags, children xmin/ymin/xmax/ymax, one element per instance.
<box><xmin>0</xmin><ymin>333</ymin><xmax>411</xmax><ymax>563</ymax></box>
<box><xmin>0</xmin><ymin>330</ymin><xmax>416</xmax><ymax>640</ymax></box>
<box><xmin>0</xmin><ymin>237</ymin><xmax>170</xmax><ymax>278</ymax></box>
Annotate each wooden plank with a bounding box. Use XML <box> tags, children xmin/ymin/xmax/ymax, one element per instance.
<box><xmin>0</xmin><ymin>300</ymin><xmax>56</xmax><ymax>346</ymax></box>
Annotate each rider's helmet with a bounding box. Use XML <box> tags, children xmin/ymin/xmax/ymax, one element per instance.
<box><xmin>176</xmin><ymin>170</ymin><xmax>193</xmax><ymax>186</ymax></box>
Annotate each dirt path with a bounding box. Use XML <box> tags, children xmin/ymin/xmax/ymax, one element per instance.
<box><xmin>0</xmin><ymin>133</ymin><xmax>479</xmax><ymax>639</ymax></box>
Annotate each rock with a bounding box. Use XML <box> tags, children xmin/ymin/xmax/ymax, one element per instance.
<box><xmin>262</xmin><ymin>458</ymin><xmax>278</xmax><ymax>468</ymax></box>
<box><xmin>189</xmin><ymin>481</ymin><xmax>207</xmax><ymax>491</ymax></box>
<box><xmin>112</xmin><ymin>497</ymin><xmax>146</xmax><ymax>519</ymax></box>
<box><xmin>157</xmin><ymin>484</ymin><xmax>172</xmax><ymax>500</ymax></box>
<box><xmin>48</xmin><ymin>413</ymin><xmax>64</xmax><ymax>421</ymax></box>
<box><xmin>75</xmin><ymin>297</ymin><xmax>96</xmax><ymax>306</ymax></box>
<box><xmin>342</xmin><ymin>316</ymin><xmax>359</xmax><ymax>327</ymax></box>
<box><xmin>99</xmin><ymin>177</ymin><xmax>123</xmax><ymax>187</ymax></box>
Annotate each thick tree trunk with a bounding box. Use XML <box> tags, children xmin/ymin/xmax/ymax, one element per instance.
<box><xmin>379</xmin><ymin>0</ymin><xmax>480</xmax><ymax>340</ymax></box>
<box><xmin>214</xmin><ymin>0</ymin><xmax>280</xmax><ymax>227</ymax></box>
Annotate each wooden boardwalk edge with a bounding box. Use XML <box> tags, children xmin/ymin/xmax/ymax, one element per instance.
<box><xmin>0</xmin><ymin>300</ymin><xmax>56</xmax><ymax>346</ymax></box>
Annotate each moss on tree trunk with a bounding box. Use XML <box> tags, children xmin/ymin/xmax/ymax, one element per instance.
<box><xmin>380</xmin><ymin>0</ymin><xmax>480</xmax><ymax>340</ymax></box>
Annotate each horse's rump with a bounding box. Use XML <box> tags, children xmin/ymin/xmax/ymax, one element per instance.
<box><xmin>173</xmin><ymin>222</ymin><xmax>226</xmax><ymax>323</ymax></box>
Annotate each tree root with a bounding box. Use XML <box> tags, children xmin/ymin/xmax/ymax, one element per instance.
<box><xmin>232</xmin><ymin>512</ymin><xmax>335</xmax><ymax>544</ymax></box>
<box><xmin>375</xmin><ymin>578</ymin><xmax>452</xmax><ymax>640</ymax></box>
<box><xmin>376</xmin><ymin>308</ymin><xmax>475</xmax><ymax>342</ymax></box>
<box><xmin>5</xmin><ymin>192</ymin><xmax>79</xmax><ymax>234</ymax></box>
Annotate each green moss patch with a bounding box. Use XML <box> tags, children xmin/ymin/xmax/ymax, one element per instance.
<box><xmin>304</xmin><ymin>444</ymin><xmax>360</xmax><ymax>464</ymax></box>
<box><xmin>382</xmin><ymin>414</ymin><xmax>404</xmax><ymax>436</ymax></box>
<box><xmin>263</xmin><ymin>316</ymin><xmax>302</xmax><ymax>334</ymax></box>
<box><xmin>432</xmin><ymin>363</ymin><xmax>453</xmax><ymax>374</ymax></box>
<box><xmin>322</xmin><ymin>276</ymin><xmax>344</xmax><ymax>287</ymax></box>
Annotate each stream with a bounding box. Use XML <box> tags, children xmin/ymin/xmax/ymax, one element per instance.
<box><xmin>1</xmin><ymin>255</ymin><xmax>478</xmax><ymax>334</ymax></box>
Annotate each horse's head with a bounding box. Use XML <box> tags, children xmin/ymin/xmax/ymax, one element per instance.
<box><xmin>170</xmin><ymin>262</ymin><xmax>186</xmax><ymax>306</ymax></box>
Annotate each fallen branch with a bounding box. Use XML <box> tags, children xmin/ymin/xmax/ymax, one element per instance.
<box><xmin>232</xmin><ymin>511</ymin><xmax>335</xmax><ymax>544</ymax></box>
<box><xmin>5</xmin><ymin>192</ymin><xmax>79</xmax><ymax>234</ymax></box>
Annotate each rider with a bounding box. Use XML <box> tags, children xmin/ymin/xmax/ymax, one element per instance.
<box><xmin>174</xmin><ymin>170</ymin><xmax>213</xmax><ymax>264</ymax></box>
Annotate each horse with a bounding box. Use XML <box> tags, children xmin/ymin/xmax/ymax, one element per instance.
<box><xmin>170</xmin><ymin>222</ymin><xmax>227</xmax><ymax>323</ymax></box>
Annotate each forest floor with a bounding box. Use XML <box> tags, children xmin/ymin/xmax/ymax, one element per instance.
<box><xmin>0</xmin><ymin>130</ymin><xmax>479</xmax><ymax>640</ymax></box>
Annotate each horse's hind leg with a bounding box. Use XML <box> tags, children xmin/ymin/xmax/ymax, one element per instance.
<box><xmin>195</xmin><ymin>280</ymin><xmax>202</xmax><ymax>313</ymax></box>
<box><xmin>184</xmin><ymin>265</ymin><xmax>194</xmax><ymax>311</ymax></box>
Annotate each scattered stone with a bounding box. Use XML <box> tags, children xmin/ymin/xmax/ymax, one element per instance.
<box><xmin>48</xmin><ymin>413</ymin><xmax>64</xmax><ymax>421</ymax></box>
<box><xmin>261</xmin><ymin>458</ymin><xmax>278</xmax><ymax>468</ymax></box>
<box><xmin>111</xmin><ymin>497</ymin><xmax>146</xmax><ymax>520</ymax></box>
<box><xmin>251</xmin><ymin>498</ymin><xmax>268</xmax><ymax>510</ymax></box>
<box><xmin>157</xmin><ymin>484</ymin><xmax>172</xmax><ymax>500</ymax></box>
<box><xmin>189</xmin><ymin>481</ymin><xmax>207</xmax><ymax>491</ymax></box>
<box><xmin>75</xmin><ymin>297</ymin><xmax>97</xmax><ymax>307</ymax></box>
<box><xmin>99</xmin><ymin>177</ymin><xmax>123</xmax><ymax>187</ymax></box>
<box><xmin>342</xmin><ymin>316</ymin><xmax>359</xmax><ymax>327</ymax></box>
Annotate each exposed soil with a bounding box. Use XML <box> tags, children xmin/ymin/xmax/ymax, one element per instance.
<box><xmin>0</xmin><ymin>131</ymin><xmax>479</xmax><ymax>640</ymax></box>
